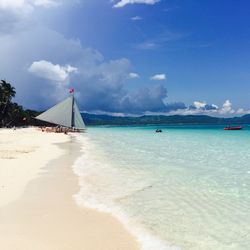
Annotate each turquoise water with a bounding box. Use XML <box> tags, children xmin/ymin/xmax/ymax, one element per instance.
<box><xmin>73</xmin><ymin>125</ymin><xmax>250</xmax><ymax>250</ymax></box>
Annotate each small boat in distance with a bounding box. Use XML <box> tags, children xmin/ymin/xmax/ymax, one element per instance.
<box><xmin>224</xmin><ymin>126</ymin><xmax>243</xmax><ymax>130</ymax></box>
<box><xmin>155</xmin><ymin>129</ymin><xmax>162</xmax><ymax>133</ymax></box>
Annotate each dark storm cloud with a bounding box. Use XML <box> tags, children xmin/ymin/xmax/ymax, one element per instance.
<box><xmin>0</xmin><ymin>26</ymin><xmax>179</xmax><ymax>114</ymax></box>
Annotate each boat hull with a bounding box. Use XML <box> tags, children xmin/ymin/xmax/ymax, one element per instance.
<box><xmin>224</xmin><ymin>126</ymin><xmax>243</xmax><ymax>130</ymax></box>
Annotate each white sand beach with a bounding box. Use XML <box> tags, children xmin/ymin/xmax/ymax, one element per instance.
<box><xmin>0</xmin><ymin>128</ymin><xmax>139</xmax><ymax>250</ymax></box>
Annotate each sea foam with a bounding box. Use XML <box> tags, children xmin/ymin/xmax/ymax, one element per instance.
<box><xmin>72</xmin><ymin>134</ymin><xmax>179</xmax><ymax>250</ymax></box>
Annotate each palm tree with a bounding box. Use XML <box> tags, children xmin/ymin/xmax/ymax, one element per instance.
<box><xmin>5</xmin><ymin>102</ymin><xmax>24</xmax><ymax>127</ymax></box>
<box><xmin>0</xmin><ymin>80</ymin><xmax>16</xmax><ymax>126</ymax></box>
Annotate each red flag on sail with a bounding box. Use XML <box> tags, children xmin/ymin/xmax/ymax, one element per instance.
<box><xmin>69</xmin><ymin>88</ymin><xmax>74</xmax><ymax>93</ymax></box>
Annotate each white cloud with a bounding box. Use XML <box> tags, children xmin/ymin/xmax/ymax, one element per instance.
<box><xmin>33</xmin><ymin>0</ymin><xmax>60</xmax><ymax>8</ymax></box>
<box><xmin>0</xmin><ymin>0</ymin><xmax>33</xmax><ymax>16</ymax></box>
<box><xmin>235</xmin><ymin>108</ymin><xmax>250</xmax><ymax>115</ymax></box>
<box><xmin>83</xmin><ymin>110</ymin><xmax>136</xmax><ymax>117</ymax></box>
<box><xmin>136</xmin><ymin>42</ymin><xmax>157</xmax><ymax>50</ymax></box>
<box><xmin>167</xmin><ymin>108</ymin><xmax>217</xmax><ymax>116</ymax></box>
<box><xmin>0</xmin><ymin>0</ymin><xmax>29</xmax><ymax>9</ymax></box>
<box><xmin>131</xmin><ymin>16</ymin><xmax>142</xmax><ymax>21</ymax></box>
<box><xmin>136</xmin><ymin>31</ymin><xmax>186</xmax><ymax>50</ymax></box>
<box><xmin>128</xmin><ymin>72</ymin><xmax>139</xmax><ymax>78</ymax></box>
<box><xmin>150</xmin><ymin>74</ymin><xmax>166</xmax><ymax>81</ymax></box>
<box><xmin>193</xmin><ymin>101</ymin><xmax>206</xmax><ymax>109</ymax></box>
<box><xmin>192</xmin><ymin>101</ymin><xmax>219</xmax><ymax>111</ymax></box>
<box><xmin>211</xmin><ymin>104</ymin><xmax>219</xmax><ymax>109</ymax></box>
<box><xmin>28</xmin><ymin>60</ymin><xmax>78</xmax><ymax>82</ymax></box>
<box><xmin>0</xmin><ymin>0</ymin><xmax>59</xmax><ymax>12</ymax></box>
<box><xmin>113</xmin><ymin>0</ymin><xmax>160</xmax><ymax>8</ymax></box>
<box><xmin>64</xmin><ymin>64</ymin><xmax>78</xmax><ymax>74</ymax></box>
<box><xmin>0</xmin><ymin>0</ymin><xmax>61</xmax><ymax>33</ymax></box>
<box><xmin>219</xmin><ymin>100</ymin><xmax>234</xmax><ymax>114</ymax></box>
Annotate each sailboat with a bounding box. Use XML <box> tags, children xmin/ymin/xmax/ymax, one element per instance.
<box><xmin>36</xmin><ymin>91</ymin><xmax>85</xmax><ymax>131</ymax></box>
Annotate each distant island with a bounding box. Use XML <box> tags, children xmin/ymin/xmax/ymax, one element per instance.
<box><xmin>82</xmin><ymin>113</ymin><xmax>250</xmax><ymax>126</ymax></box>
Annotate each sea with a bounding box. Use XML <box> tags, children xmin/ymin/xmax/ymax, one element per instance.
<box><xmin>73</xmin><ymin>125</ymin><xmax>250</xmax><ymax>250</ymax></box>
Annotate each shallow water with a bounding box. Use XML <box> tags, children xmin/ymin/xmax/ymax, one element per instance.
<box><xmin>73</xmin><ymin>125</ymin><xmax>250</xmax><ymax>250</ymax></box>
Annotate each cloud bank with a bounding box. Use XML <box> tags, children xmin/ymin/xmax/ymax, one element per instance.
<box><xmin>0</xmin><ymin>24</ymin><xmax>171</xmax><ymax>114</ymax></box>
<box><xmin>0</xmin><ymin>1</ymin><xmax>249</xmax><ymax>117</ymax></box>
<box><xmin>165</xmin><ymin>100</ymin><xmax>250</xmax><ymax>117</ymax></box>
<box><xmin>1</xmin><ymin>25</ymin><xmax>248</xmax><ymax>116</ymax></box>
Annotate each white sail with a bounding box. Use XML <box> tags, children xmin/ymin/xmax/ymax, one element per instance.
<box><xmin>36</xmin><ymin>96</ymin><xmax>85</xmax><ymax>129</ymax></box>
<box><xmin>73</xmin><ymin>101</ymin><xmax>85</xmax><ymax>129</ymax></box>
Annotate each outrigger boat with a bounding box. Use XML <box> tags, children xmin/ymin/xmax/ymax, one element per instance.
<box><xmin>224</xmin><ymin>126</ymin><xmax>243</xmax><ymax>130</ymax></box>
<box><xmin>36</xmin><ymin>89</ymin><xmax>85</xmax><ymax>132</ymax></box>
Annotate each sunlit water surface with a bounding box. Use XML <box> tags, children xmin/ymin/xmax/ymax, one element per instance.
<box><xmin>73</xmin><ymin>125</ymin><xmax>250</xmax><ymax>250</ymax></box>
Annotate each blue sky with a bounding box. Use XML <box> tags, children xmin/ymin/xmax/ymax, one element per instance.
<box><xmin>1</xmin><ymin>0</ymin><xmax>250</xmax><ymax>116</ymax></box>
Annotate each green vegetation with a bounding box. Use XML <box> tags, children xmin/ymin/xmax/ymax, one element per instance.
<box><xmin>0</xmin><ymin>80</ymin><xmax>41</xmax><ymax>127</ymax></box>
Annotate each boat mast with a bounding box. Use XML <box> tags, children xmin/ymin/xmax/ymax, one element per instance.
<box><xmin>71</xmin><ymin>92</ymin><xmax>75</xmax><ymax>128</ymax></box>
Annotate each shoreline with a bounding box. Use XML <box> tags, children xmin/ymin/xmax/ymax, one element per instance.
<box><xmin>0</xmin><ymin>128</ymin><xmax>140</xmax><ymax>250</ymax></box>
<box><xmin>73</xmin><ymin>134</ymin><xmax>175</xmax><ymax>250</ymax></box>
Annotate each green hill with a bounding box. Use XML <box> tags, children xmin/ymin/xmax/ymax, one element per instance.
<box><xmin>82</xmin><ymin>113</ymin><xmax>250</xmax><ymax>126</ymax></box>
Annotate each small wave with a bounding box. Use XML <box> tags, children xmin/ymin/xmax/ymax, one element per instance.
<box><xmin>72</xmin><ymin>135</ymin><xmax>180</xmax><ymax>250</ymax></box>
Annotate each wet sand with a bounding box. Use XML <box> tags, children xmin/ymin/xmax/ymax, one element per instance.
<box><xmin>0</xmin><ymin>128</ymin><xmax>139</xmax><ymax>250</ymax></box>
